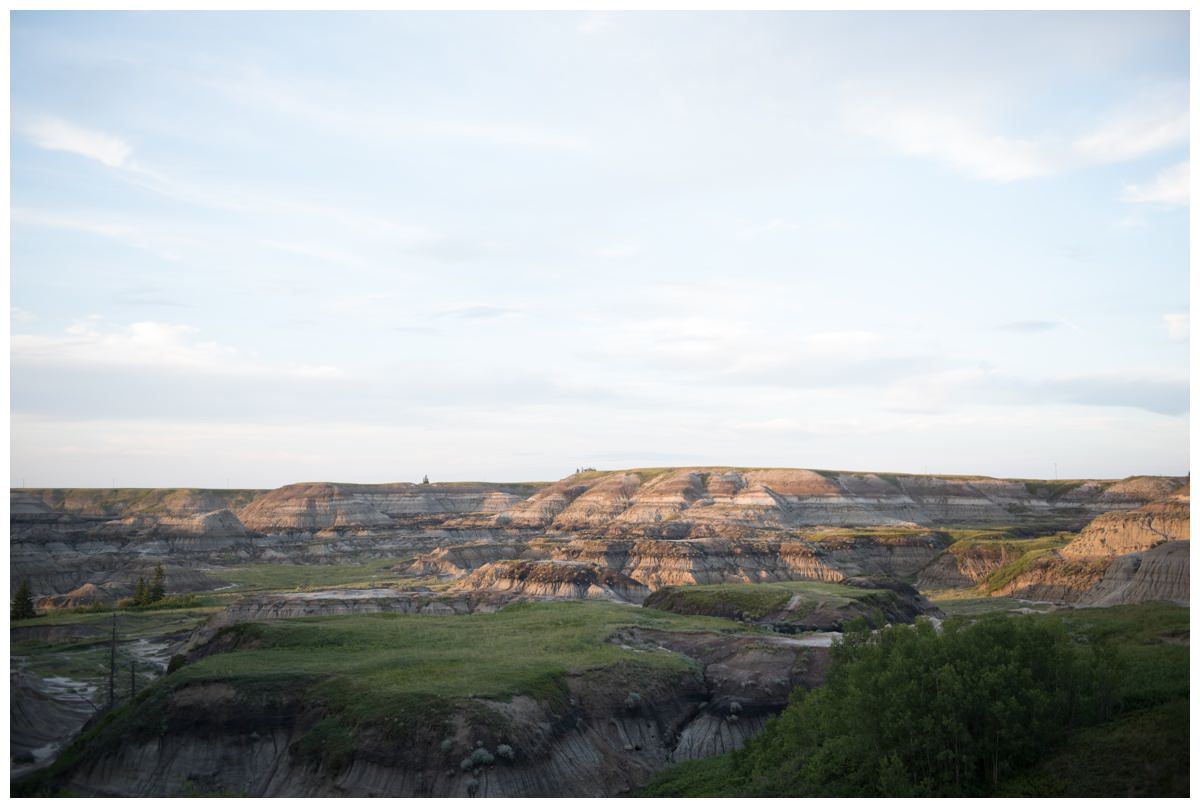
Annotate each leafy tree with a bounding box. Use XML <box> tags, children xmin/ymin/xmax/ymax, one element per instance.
<box><xmin>731</xmin><ymin>615</ymin><xmax>1123</xmax><ymax>797</ymax></box>
<box><xmin>149</xmin><ymin>563</ymin><xmax>166</xmax><ymax>603</ymax></box>
<box><xmin>11</xmin><ymin>579</ymin><xmax>37</xmax><ymax>621</ymax></box>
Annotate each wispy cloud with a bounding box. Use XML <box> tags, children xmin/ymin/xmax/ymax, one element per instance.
<box><xmin>200</xmin><ymin>69</ymin><xmax>590</xmax><ymax>151</ymax></box>
<box><xmin>12</xmin><ymin>208</ymin><xmax>188</xmax><ymax>261</ymax></box>
<box><xmin>1163</xmin><ymin>313</ymin><xmax>1189</xmax><ymax>341</ymax></box>
<box><xmin>843</xmin><ymin>94</ymin><xmax>1053</xmax><ymax>182</ymax></box>
<box><xmin>594</xmin><ymin>243</ymin><xmax>641</xmax><ymax>259</ymax></box>
<box><xmin>437</xmin><ymin>305</ymin><xmax>521</xmax><ymax>320</ymax></box>
<box><xmin>996</xmin><ymin>320</ymin><xmax>1063</xmax><ymax>333</ymax></box>
<box><xmin>846</xmin><ymin>83</ymin><xmax>1188</xmax><ymax>185</ymax></box>
<box><xmin>577</xmin><ymin>14</ymin><xmax>614</xmax><ymax>36</ymax></box>
<box><xmin>892</xmin><ymin>369</ymin><xmax>1190</xmax><ymax>417</ymax></box>
<box><xmin>111</xmin><ymin>287</ymin><xmax>189</xmax><ymax>308</ymax></box>
<box><xmin>1073</xmin><ymin>90</ymin><xmax>1188</xmax><ymax>163</ymax></box>
<box><xmin>1122</xmin><ymin>161</ymin><xmax>1189</xmax><ymax>207</ymax></box>
<box><xmin>21</xmin><ymin>116</ymin><xmax>132</xmax><ymax>167</ymax></box>
<box><xmin>12</xmin><ymin>319</ymin><xmax>342</xmax><ymax>380</ymax></box>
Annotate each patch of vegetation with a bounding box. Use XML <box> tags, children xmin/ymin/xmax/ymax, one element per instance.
<box><xmin>217</xmin><ymin>559</ymin><xmax>403</xmax><ymax>592</ymax></box>
<box><xmin>25</xmin><ymin>487</ymin><xmax>262</xmax><ymax>517</ymax></box>
<box><xmin>803</xmin><ymin>526</ymin><xmax>948</xmax><ymax>545</ymax></box>
<box><xmin>293</xmin><ymin>716</ymin><xmax>356</xmax><ymax>774</ymax></box>
<box><xmin>22</xmin><ymin>601</ymin><xmax>752</xmax><ymax>794</ymax></box>
<box><xmin>996</xmin><ymin>701</ymin><xmax>1188</xmax><ymax>797</ymax></box>
<box><xmin>640</xmin><ymin>753</ymin><xmax>745</xmax><ymax>797</ymax></box>
<box><xmin>644</xmin><ymin>581</ymin><xmax>889</xmax><ymax>623</ymax></box>
<box><xmin>641</xmin><ymin>603</ymin><xmax>1187</xmax><ymax>797</ymax></box>
<box><xmin>632</xmin><ymin>468</ymin><xmax>674</xmax><ymax>483</ymax></box>
<box><xmin>12</xmin><ymin>578</ymin><xmax>37</xmax><ymax>621</ymax></box>
<box><xmin>926</xmin><ymin>592</ymin><xmax>1055</xmax><ymax>618</ymax></box>
<box><xmin>118</xmin><ymin>593</ymin><xmax>205</xmax><ymax>612</ymax></box>
<box><xmin>176</xmin><ymin>601</ymin><xmax>736</xmax><ymax>702</ymax></box>
<box><xmin>1023</xmin><ymin>481</ymin><xmax>1087</xmax><ymax>501</ymax></box>
<box><xmin>981</xmin><ymin>536</ymin><xmax>1071</xmax><ymax>593</ymax></box>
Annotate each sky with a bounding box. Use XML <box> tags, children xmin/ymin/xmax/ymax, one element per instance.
<box><xmin>8</xmin><ymin>11</ymin><xmax>1191</xmax><ymax>488</ymax></box>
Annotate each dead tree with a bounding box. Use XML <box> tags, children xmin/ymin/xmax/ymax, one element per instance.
<box><xmin>108</xmin><ymin>610</ymin><xmax>117</xmax><ymax>710</ymax></box>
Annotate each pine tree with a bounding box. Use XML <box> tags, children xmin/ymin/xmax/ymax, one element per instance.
<box><xmin>422</xmin><ymin>475</ymin><xmax>430</xmax><ymax>485</ymax></box>
<box><xmin>149</xmin><ymin>563</ymin><xmax>165</xmax><ymax>603</ymax></box>
<box><xmin>133</xmin><ymin>577</ymin><xmax>148</xmax><ymax>606</ymax></box>
<box><xmin>11</xmin><ymin>579</ymin><xmax>36</xmax><ymax>621</ymax></box>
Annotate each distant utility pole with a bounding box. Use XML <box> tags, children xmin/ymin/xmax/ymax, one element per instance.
<box><xmin>108</xmin><ymin>611</ymin><xmax>117</xmax><ymax>709</ymax></box>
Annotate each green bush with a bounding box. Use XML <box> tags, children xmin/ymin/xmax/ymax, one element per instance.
<box><xmin>721</xmin><ymin>615</ymin><xmax>1124</xmax><ymax>797</ymax></box>
<box><xmin>460</xmin><ymin>747</ymin><xmax>494</xmax><ymax>771</ymax></box>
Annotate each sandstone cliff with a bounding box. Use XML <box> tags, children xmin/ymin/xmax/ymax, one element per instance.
<box><xmin>491</xmin><ymin>469</ymin><xmax>1184</xmax><ymax>536</ymax></box>
<box><xmin>238</xmin><ymin>482</ymin><xmax>539</xmax><ymax>533</ymax></box>
<box><xmin>1061</xmin><ymin>485</ymin><xmax>1189</xmax><ymax>559</ymax></box>
<box><xmin>1078</xmin><ymin>541</ymin><xmax>1190</xmax><ymax>606</ymax></box>
<box><xmin>451</xmin><ymin>560</ymin><xmax>651</xmax><ymax>603</ymax></box>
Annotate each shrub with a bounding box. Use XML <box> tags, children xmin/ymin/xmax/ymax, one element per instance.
<box><xmin>496</xmin><ymin>743</ymin><xmax>515</xmax><ymax>761</ymax></box>
<box><xmin>625</xmin><ymin>691</ymin><xmax>642</xmax><ymax>712</ymax></box>
<box><xmin>735</xmin><ymin>615</ymin><xmax>1124</xmax><ymax>797</ymax></box>
<box><xmin>460</xmin><ymin>748</ymin><xmax>494</xmax><ymax>771</ymax></box>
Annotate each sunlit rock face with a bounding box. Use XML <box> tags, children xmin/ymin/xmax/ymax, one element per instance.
<box><xmin>1061</xmin><ymin>484</ymin><xmax>1189</xmax><ymax>559</ymax></box>
<box><xmin>451</xmin><ymin>560</ymin><xmax>652</xmax><ymax>603</ymax></box>
<box><xmin>237</xmin><ymin>482</ymin><xmax>533</xmax><ymax>533</ymax></box>
<box><xmin>490</xmin><ymin>469</ymin><xmax>1186</xmax><ymax>536</ymax></box>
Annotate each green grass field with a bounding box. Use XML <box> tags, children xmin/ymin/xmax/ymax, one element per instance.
<box><xmin>20</xmin><ymin>600</ymin><xmax>751</xmax><ymax>790</ymax></box>
<box><xmin>176</xmin><ymin>601</ymin><xmax>741</xmax><ymax>708</ymax></box>
<box><xmin>215</xmin><ymin>559</ymin><xmax>413</xmax><ymax>593</ymax></box>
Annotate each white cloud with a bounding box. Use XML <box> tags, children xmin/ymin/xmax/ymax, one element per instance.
<box><xmin>802</xmin><ymin>330</ymin><xmax>882</xmax><ymax>354</ymax></box>
<box><xmin>844</xmin><ymin>96</ymin><xmax>1053</xmax><ymax>182</ymax></box>
<box><xmin>22</xmin><ymin>117</ymin><xmax>132</xmax><ymax>168</ymax></box>
<box><xmin>436</xmin><ymin>305</ymin><xmax>521</xmax><ymax>320</ymax></box>
<box><xmin>12</xmin><ymin>319</ymin><xmax>342</xmax><ymax>379</ymax></box>
<box><xmin>594</xmin><ymin>243</ymin><xmax>641</xmax><ymax>259</ymax></box>
<box><xmin>577</xmin><ymin>14</ymin><xmax>614</xmax><ymax>36</ymax></box>
<box><xmin>10</xmin><ymin>307</ymin><xmax>36</xmax><ymax>325</ymax></box>
<box><xmin>1122</xmin><ymin>161</ymin><xmax>1189</xmax><ymax>207</ymax></box>
<box><xmin>259</xmin><ymin>239</ymin><xmax>359</xmax><ymax>266</ymax></box>
<box><xmin>12</xmin><ymin>208</ymin><xmax>187</xmax><ymax>261</ymax></box>
<box><xmin>1163</xmin><ymin>313</ymin><xmax>1189</xmax><ymax>341</ymax></box>
<box><xmin>846</xmin><ymin>84</ymin><xmax>1187</xmax><ymax>184</ymax></box>
<box><xmin>1073</xmin><ymin>91</ymin><xmax>1188</xmax><ymax>163</ymax></box>
<box><xmin>200</xmin><ymin>69</ymin><xmax>590</xmax><ymax>151</ymax></box>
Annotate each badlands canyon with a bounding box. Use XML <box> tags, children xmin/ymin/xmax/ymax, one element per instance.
<box><xmin>10</xmin><ymin>467</ymin><xmax>1190</xmax><ymax>796</ymax></box>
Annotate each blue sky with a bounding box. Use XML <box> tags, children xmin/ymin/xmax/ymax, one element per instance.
<box><xmin>9</xmin><ymin>11</ymin><xmax>1190</xmax><ymax>487</ymax></box>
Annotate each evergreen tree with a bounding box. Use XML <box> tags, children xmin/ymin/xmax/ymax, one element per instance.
<box><xmin>422</xmin><ymin>475</ymin><xmax>430</xmax><ymax>485</ymax></box>
<box><xmin>11</xmin><ymin>579</ymin><xmax>36</xmax><ymax>621</ymax></box>
<box><xmin>133</xmin><ymin>577</ymin><xmax>148</xmax><ymax>606</ymax></box>
<box><xmin>149</xmin><ymin>563</ymin><xmax>166</xmax><ymax>603</ymax></box>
